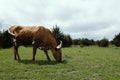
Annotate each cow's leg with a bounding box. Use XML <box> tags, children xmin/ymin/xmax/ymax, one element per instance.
<box><xmin>13</xmin><ymin>46</ymin><xmax>20</xmax><ymax>61</ymax></box>
<box><xmin>32</xmin><ymin>46</ymin><xmax>37</xmax><ymax>61</ymax></box>
<box><xmin>13</xmin><ymin>46</ymin><xmax>17</xmax><ymax>60</ymax></box>
<box><xmin>44</xmin><ymin>50</ymin><xmax>51</xmax><ymax>61</ymax></box>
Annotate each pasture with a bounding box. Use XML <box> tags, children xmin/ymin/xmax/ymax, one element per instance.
<box><xmin>0</xmin><ymin>46</ymin><xmax>120</xmax><ymax>80</ymax></box>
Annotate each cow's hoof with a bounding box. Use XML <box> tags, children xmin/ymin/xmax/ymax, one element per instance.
<box><xmin>14</xmin><ymin>58</ymin><xmax>18</xmax><ymax>60</ymax></box>
<box><xmin>48</xmin><ymin>59</ymin><xmax>51</xmax><ymax>62</ymax></box>
<box><xmin>32</xmin><ymin>59</ymin><xmax>36</xmax><ymax>62</ymax></box>
<box><xmin>18</xmin><ymin>59</ymin><xmax>21</xmax><ymax>63</ymax></box>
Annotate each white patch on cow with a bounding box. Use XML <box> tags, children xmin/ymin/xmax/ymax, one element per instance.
<box><xmin>13</xmin><ymin>38</ymin><xmax>17</xmax><ymax>46</ymax></box>
<box><xmin>13</xmin><ymin>38</ymin><xmax>16</xmax><ymax>42</ymax></box>
<box><xmin>38</xmin><ymin>47</ymin><xmax>45</xmax><ymax>50</ymax></box>
<box><xmin>32</xmin><ymin>40</ymin><xmax>35</xmax><ymax>45</ymax></box>
<box><xmin>39</xmin><ymin>47</ymin><xmax>42</xmax><ymax>50</ymax></box>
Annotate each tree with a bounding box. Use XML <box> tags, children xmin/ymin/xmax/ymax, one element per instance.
<box><xmin>95</xmin><ymin>40</ymin><xmax>100</xmax><ymax>46</ymax></box>
<box><xmin>62</xmin><ymin>34</ymin><xmax>72</xmax><ymax>47</ymax></box>
<box><xmin>81</xmin><ymin>38</ymin><xmax>90</xmax><ymax>46</ymax></box>
<box><xmin>52</xmin><ymin>25</ymin><xmax>72</xmax><ymax>47</ymax></box>
<box><xmin>89</xmin><ymin>39</ymin><xmax>95</xmax><ymax>45</ymax></box>
<box><xmin>72</xmin><ymin>38</ymin><xmax>95</xmax><ymax>47</ymax></box>
<box><xmin>72</xmin><ymin>39</ymin><xmax>81</xmax><ymax>45</ymax></box>
<box><xmin>0</xmin><ymin>30</ymin><xmax>12</xmax><ymax>48</ymax></box>
<box><xmin>80</xmin><ymin>38</ymin><xmax>95</xmax><ymax>46</ymax></box>
<box><xmin>112</xmin><ymin>33</ymin><xmax>120</xmax><ymax>47</ymax></box>
<box><xmin>52</xmin><ymin>25</ymin><xmax>64</xmax><ymax>44</ymax></box>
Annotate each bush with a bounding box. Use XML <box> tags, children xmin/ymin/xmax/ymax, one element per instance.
<box><xmin>98</xmin><ymin>38</ymin><xmax>109</xmax><ymax>47</ymax></box>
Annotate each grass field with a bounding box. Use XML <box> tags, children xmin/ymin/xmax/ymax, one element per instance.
<box><xmin>0</xmin><ymin>46</ymin><xmax>120</xmax><ymax>80</ymax></box>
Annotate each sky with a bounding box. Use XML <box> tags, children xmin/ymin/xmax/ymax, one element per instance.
<box><xmin>0</xmin><ymin>0</ymin><xmax>120</xmax><ymax>40</ymax></box>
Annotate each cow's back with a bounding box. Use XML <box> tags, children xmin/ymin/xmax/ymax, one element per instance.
<box><xmin>34</xmin><ymin>26</ymin><xmax>58</xmax><ymax>49</ymax></box>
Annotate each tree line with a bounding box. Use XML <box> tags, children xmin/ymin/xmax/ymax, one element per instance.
<box><xmin>72</xmin><ymin>34</ymin><xmax>120</xmax><ymax>47</ymax></box>
<box><xmin>0</xmin><ymin>25</ymin><xmax>120</xmax><ymax>48</ymax></box>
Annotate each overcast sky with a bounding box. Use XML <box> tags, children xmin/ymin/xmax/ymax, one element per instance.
<box><xmin>0</xmin><ymin>0</ymin><xmax>120</xmax><ymax>40</ymax></box>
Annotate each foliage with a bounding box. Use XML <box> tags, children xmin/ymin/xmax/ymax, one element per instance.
<box><xmin>52</xmin><ymin>25</ymin><xmax>64</xmax><ymax>43</ymax></box>
<box><xmin>73</xmin><ymin>38</ymin><xmax>110</xmax><ymax>47</ymax></box>
<box><xmin>0</xmin><ymin>30</ymin><xmax>12</xmax><ymax>48</ymax></box>
<box><xmin>97</xmin><ymin>38</ymin><xmax>109</xmax><ymax>47</ymax></box>
<box><xmin>112</xmin><ymin>33</ymin><xmax>120</xmax><ymax>47</ymax></box>
<box><xmin>0</xmin><ymin>46</ymin><xmax>120</xmax><ymax>80</ymax></box>
<box><xmin>72</xmin><ymin>38</ymin><xmax>95</xmax><ymax>47</ymax></box>
<box><xmin>62</xmin><ymin>34</ymin><xmax>72</xmax><ymax>47</ymax></box>
<box><xmin>81</xmin><ymin>38</ymin><xmax>94</xmax><ymax>46</ymax></box>
<box><xmin>72</xmin><ymin>39</ymin><xmax>81</xmax><ymax>45</ymax></box>
<box><xmin>52</xmin><ymin>25</ymin><xmax>72</xmax><ymax>47</ymax></box>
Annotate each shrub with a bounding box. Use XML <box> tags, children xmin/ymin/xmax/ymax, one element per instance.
<box><xmin>98</xmin><ymin>38</ymin><xmax>109</xmax><ymax>47</ymax></box>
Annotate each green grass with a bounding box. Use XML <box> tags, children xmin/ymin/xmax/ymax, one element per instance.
<box><xmin>0</xmin><ymin>46</ymin><xmax>120</xmax><ymax>80</ymax></box>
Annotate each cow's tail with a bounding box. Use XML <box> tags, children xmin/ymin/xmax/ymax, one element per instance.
<box><xmin>8</xmin><ymin>29</ymin><xmax>16</xmax><ymax>36</ymax></box>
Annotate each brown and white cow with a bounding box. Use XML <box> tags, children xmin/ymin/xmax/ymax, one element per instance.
<box><xmin>8</xmin><ymin>25</ymin><xmax>62</xmax><ymax>62</ymax></box>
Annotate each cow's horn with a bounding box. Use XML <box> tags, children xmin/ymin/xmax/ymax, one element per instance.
<box><xmin>56</xmin><ymin>41</ymin><xmax>62</xmax><ymax>49</ymax></box>
<box><xmin>8</xmin><ymin>30</ymin><xmax>15</xmax><ymax>36</ymax></box>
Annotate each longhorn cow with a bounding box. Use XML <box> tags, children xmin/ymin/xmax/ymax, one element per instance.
<box><xmin>8</xmin><ymin>25</ymin><xmax>62</xmax><ymax>62</ymax></box>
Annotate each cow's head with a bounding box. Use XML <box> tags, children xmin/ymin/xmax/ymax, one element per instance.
<box><xmin>52</xmin><ymin>41</ymin><xmax>62</xmax><ymax>62</ymax></box>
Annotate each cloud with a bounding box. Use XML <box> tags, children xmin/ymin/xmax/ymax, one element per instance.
<box><xmin>63</xmin><ymin>21</ymin><xmax>120</xmax><ymax>40</ymax></box>
<box><xmin>0</xmin><ymin>0</ymin><xmax>120</xmax><ymax>40</ymax></box>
